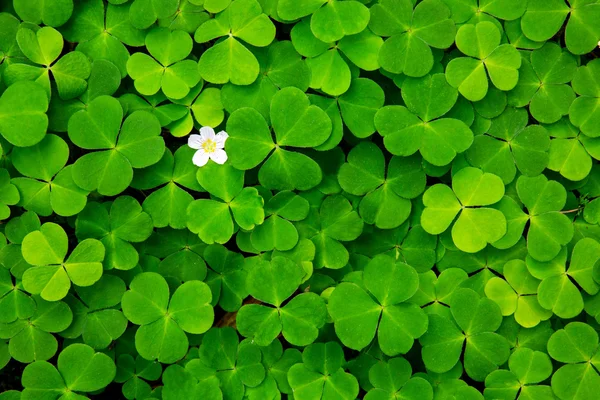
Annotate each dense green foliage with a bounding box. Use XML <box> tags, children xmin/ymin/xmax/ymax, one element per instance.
<box><xmin>1</xmin><ymin>0</ymin><xmax>600</xmax><ymax>399</ymax></box>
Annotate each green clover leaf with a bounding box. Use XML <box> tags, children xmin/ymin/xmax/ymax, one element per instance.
<box><xmin>132</xmin><ymin>147</ymin><xmax>202</xmax><ymax>229</ymax></box>
<box><xmin>443</xmin><ymin>0</ymin><xmax>527</xmax><ymax>23</ymax></box>
<box><xmin>569</xmin><ymin>58</ymin><xmax>600</xmax><ymax>138</ymax></box>
<box><xmin>13</xmin><ymin>0</ymin><xmax>73</xmax><ymax>27</ymax></box>
<box><xmin>372</xmin><ymin>0</ymin><xmax>456</xmax><ymax>77</ymax></box>
<box><xmin>547</xmin><ymin>322</ymin><xmax>600</xmax><ymax>399</ymax></box>
<box><xmin>467</xmin><ymin>107</ymin><xmax>550</xmax><ymax>184</ymax></box>
<box><xmin>484</xmin><ymin>347</ymin><xmax>554</xmax><ymax>400</ymax></box>
<box><xmin>198</xmin><ymin>327</ymin><xmax>266</xmax><ymax>397</ymax></box>
<box><xmin>365</xmin><ymin>357</ymin><xmax>433</xmax><ymax>400</ymax></box>
<box><xmin>338</xmin><ymin>142</ymin><xmax>425</xmax><ymax>229</ymax></box>
<box><xmin>250</xmin><ymin>190</ymin><xmax>309</xmax><ymax>252</ymax></box>
<box><xmin>195</xmin><ymin>0</ymin><xmax>276</xmax><ymax>85</ymax></box>
<box><xmin>420</xmin><ymin>288</ymin><xmax>510</xmax><ymax>381</ymax></box>
<box><xmin>508</xmin><ymin>43</ymin><xmax>577</xmax><ymax>124</ymax></box>
<box><xmin>484</xmin><ymin>260</ymin><xmax>551</xmax><ymax>328</ymax></box>
<box><xmin>0</xmin><ymin>267</ymin><xmax>35</xmax><ymax>324</ymax></box>
<box><xmin>226</xmin><ymin>86</ymin><xmax>332</xmax><ymax>190</ymax></box>
<box><xmin>328</xmin><ymin>254</ymin><xmax>427</xmax><ymax>355</ymax></box>
<box><xmin>62</xmin><ymin>0</ymin><xmax>147</xmax><ymax>77</ymax></box>
<box><xmin>421</xmin><ymin>167</ymin><xmax>506</xmax><ymax>252</ymax></box>
<box><xmin>0</xmin><ymin>295</ymin><xmax>72</xmax><ymax>363</ymax></box>
<box><xmin>21</xmin><ymin>223</ymin><xmax>104</xmax><ymax>302</ymax></box>
<box><xmin>62</xmin><ymin>275</ymin><xmax>128</xmax><ymax>350</ymax></box>
<box><xmin>128</xmin><ymin>27</ymin><xmax>200</xmax><ymax>99</ymax></box>
<box><xmin>115</xmin><ymin>354</ymin><xmax>162</xmax><ymax>400</ymax></box>
<box><xmin>76</xmin><ymin>196</ymin><xmax>153</xmax><ymax>271</ymax></box>
<box><xmin>446</xmin><ymin>22</ymin><xmax>521</xmax><ymax>101</ymax></box>
<box><xmin>11</xmin><ymin>135</ymin><xmax>89</xmax><ymax>217</ymax></box>
<box><xmin>68</xmin><ymin>95</ymin><xmax>165</xmax><ymax>196</ymax></box>
<box><xmin>516</xmin><ymin>174</ymin><xmax>574</xmax><ymax>261</ymax></box>
<box><xmin>188</xmin><ymin>162</ymin><xmax>265</xmax><ymax>244</ymax></box>
<box><xmin>521</xmin><ymin>0</ymin><xmax>600</xmax><ymax>55</ymax></box>
<box><xmin>203</xmin><ymin>244</ymin><xmax>247</xmax><ymax>312</ymax></box>
<box><xmin>287</xmin><ymin>342</ymin><xmax>359</xmax><ymax>400</ymax></box>
<box><xmin>122</xmin><ymin>272</ymin><xmax>214</xmax><ymax>363</ymax></box>
<box><xmin>4</xmin><ymin>26</ymin><xmax>91</xmax><ymax>100</ymax></box>
<box><xmin>375</xmin><ymin>73</ymin><xmax>473</xmax><ymax>166</ymax></box>
<box><xmin>0</xmin><ymin>80</ymin><xmax>49</xmax><ymax>147</ymax></box>
<box><xmin>21</xmin><ymin>343</ymin><xmax>116</xmax><ymax>397</ymax></box>
<box><xmin>236</xmin><ymin>256</ymin><xmax>326</xmax><ymax>346</ymax></box>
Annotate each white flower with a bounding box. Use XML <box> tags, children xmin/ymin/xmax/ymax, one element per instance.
<box><xmin>188</xmin><ymin>126</ymin><xmax>228</xmax><ymax>167</ymax></box>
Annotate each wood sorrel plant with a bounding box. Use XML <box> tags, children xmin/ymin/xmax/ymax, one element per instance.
<box><xmin>0</xmin><ymin>0</ymin><xmax>600</xmax><ymax>399</ymax></box>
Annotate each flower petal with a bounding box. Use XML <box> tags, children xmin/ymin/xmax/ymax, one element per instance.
<box><xmin>200</xmin><ymin>126</ymin><xmax>215</xmax><ymax>141</ymax></box>
<box><xmin>193</xmin><ymin>150</ymin><xmax>210</xmax><ymax>167</ymax></box>
<box><xmin>210</xmin><ymin>149</ymin><xmax>228</xmax><ymax>165</ymax></box>
<box><xmin>215</xmin><ymin>131</ymin><xmax>229</xmax><ymax>149</ymax></box>
<box><xmin>188</xmin><ymin>134</ymin><xmax>203</xmax><ymax>150</ymax></box>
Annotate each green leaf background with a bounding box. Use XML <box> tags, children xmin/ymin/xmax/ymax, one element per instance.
<box><xmin>0</xmin><ymin>0</ymin><xmax>600</xmax><ymax>399</ymax></box>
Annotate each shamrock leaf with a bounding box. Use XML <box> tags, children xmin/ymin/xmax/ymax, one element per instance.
<box><xmin>547</xmin><ymin>322</ymin><xmax>600</xmax><ymax>399</ymax></box>
<box><xmin>521</xmin><ymin>0</ymin><xmax>600</xmax><ymax>55</ymax></box>
<box><xmin>129</xmin><ymin>0</ymin><xmax>179</xmax><ymax>29</ymax></box>
<box><xmin>421</xmin><ymin>167</ymin><xmax>506</xmax><ymax>253</ymax></box>
<box><xmin>115</xmin><ymin>354</ymin><xmax>162</xmax><ymax>400</ymax></box>
<box><xmin>328</xmin><ymin>254</ymin><xmax>427</xmax><ymax>355</ymax></box>
<box><xmin>515</xmin><ymin>174</ymin><xmax>574</xmax><ymax>261</ymax></box>
<box><xmin>61</xmin><ymin>275</ymin><xmax>128</xmax><ymax>349</ymax></box>
<box><xmin>188</xmin><ymin>162</ymin><xmax>264</xmax><ymax>244</ymax></box>
<box><xmin>288</xmin><ymin>342</ymin><xmax>359</xmax><ymax>400</ymax></box>
<box><xmin>198</xmin><ymin>327</ymin><xmax>266</xmax><ymax>398</ymax></box>
<box><xmin>446</xmin><ymin>22</ymin><xmax>521</xmax><ymax>101</ymax></box>
<box><xmin>122</xmin><ymin>272</ymin><xmax>214</xmax><ymax>363</ymax></box>
<box><xmin>203</xmin><ymin>244</ymin><xmax>248</xmax><ymax>312</ymax></box>
<box><xmin>21</xmin><ymin>344</ymin><xmax>116</xmax><ymax>397</ymax></box>
<box><xmin>484</xmin><ymin>347</ymin><xmax>554</xmax><ymax>400</ymax></box>
<box><xmin>62</xmin><ymin>0</ymin><xmax>147</xmax><ymax>77</ymax></box>
<box><xmin>11</xmin><ymin>135</ymin><xmax>89</xmax><ymax>217</ymax></box>
<box><xmin>570</xmin><ymin>59</ymin><xmax>600</xmax><ymax>139</ymax></box>
<box><xmin>162</xmin><ymin>359</ymin><xmax>222</xmax><ymax>400</ymax></box>
<box><xmin>13</xmin><ymin>0</ymin><xmax>73</xmax><ymax>27</ymax></box>
<box><xmin>297</xmin><ymin>194</ymin><xmax>364</xmax><ymax>269</ymax></box>
<box><xmin>48</xmin><ymin>59</ymin><xmax>123</xmax><ymax>133</ymax></box>
<box><xmin>195</xmin><ymin>0</ymin><xmax>276</xmax><ymax>85</ymax></box>
<box><xmin>546</xmin><ymin>117</ymin><xmax>600</xmax><ymax>182</ymax></box>
<box><xmin>484</xmin><ymin>260</ymin><xmax>551</xmax><ymax>327</ymax></box>
<box><xmin>0</xmin><ymin>80</ymin><xmax>49</xmax><ymax>147</ymax></box>
<box><xmin>128</xmin><ymin>28</ymin><xmax>200</xmax><ymax>99</ymax></box>
<box><xmin>0</xmin><ymin>168</ymin><xmax>18</xmax><ymax>220</ymax></box>
<box><xmin>375</xmin><ymin>74</ymin><xmax>473</xmax><ymax>166</ymax></box>
<box><xmin>226</xmin><ymin>87</ymin><xmax>332</xmax><ymax>190</ymax></box>
<box><xmin>372</xmin><ymin>0</ymin><xmax>456</xmax><ymax>77</ymax></box>
<box><xmin>467</xmin><ymin>107</ymin><xmax>550</xmax><ymax>184</ymax></box>
<box><xmin>443</xmin><ymin>0</ymin><xmax>527</xmax><ymax>23</ymax></box>
<box><xmin>76</xmin><ymin>196</ymin><xmax>154</xmax><ymax>271</ymax></box>
<box><xmin>0</xmin><ymin>211</ymin><xmax>41</xmax><ymax>279</ymax></box>
<box><xmin>4</xmin><ymin>26</ymin><xmax>91</xmax><ymax>100</ymax></box>
<box><xmin>308</xmin><ymin>0</ymin><xmax>370</xmax><ymax>43</ymax></box>
<box><xmin>338</xmin><ymin>142</ymin><xmax>426</xmax><ymax>229</ymax></box>
<box><xmin>420</xmin><ymin>288</ymin><xmax>510</xmax><ymax>381</ymax></box>
<box><xmin>365</xmin><ymin>357</ymin><xmax>433</xmax><ymax>400</ymax></box>
<box><xmin>352</xmin><ymin>222</ymin><xmax>437</xmax><ymax>272</ymax></box>
<box><xmin>132</xmin><ymin>147</ymin><xmax>202</xmax><ymax>229</ymax></box>
<box><xmin>250</xmin><ymin>190</ymin><xmax>310</xmax><ymax>252</ymax></box>
<box><xmin>0</xmin><ymin>296</ymin><xmax>72</xmax><ymax>363</ymax></box>
<box><xmin>21</xmin><ymin>223</ymin><xmax>104</xmax><ymax>302</ymax></box>
<box><xmin>532</xmin><ymin>238</ymin><xmax>600</xmax><ymax>319</ymax></box>
<box><xmin>0</xmin><ymin>268</ymin><xmax>35</xmax><ymax>324</ymax></box>
<box><xmin>237</xmin><ymin>256</ymin><xmax>326</xmax><ymax>346</ymax></box>
<box><xmin>508</xmin><ymin>43</ymin><xmax>577</xmax><ymax>124</ymax></box>
<box><xmin>68</xmin><ymin>95</ymin><xmax>165</xmax><ymax>196</ymax></box>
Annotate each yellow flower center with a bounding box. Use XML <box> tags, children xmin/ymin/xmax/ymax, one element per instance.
<box><xmin>202</xmin><ymin>139</ymin><xmax>217</xmax><ymax>153</ymax></box>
